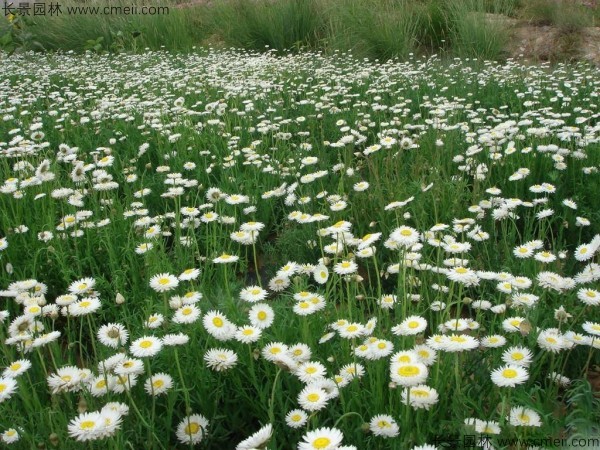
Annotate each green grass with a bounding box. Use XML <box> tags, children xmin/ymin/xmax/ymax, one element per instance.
<box><xmin>4</xmin><ymin>0</ymin><xmax>598</xmax><ymax>62</ymax></box>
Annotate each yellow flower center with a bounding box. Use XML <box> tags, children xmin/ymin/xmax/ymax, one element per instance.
<box><xmin>153</xmin><ymin>380</ymin><xmax>164</xmax><ymax>388</ymax></box>
<box><xmin>9</xmin><ymin>363</ymin><xmax>21</xmax><ymax>371</ymax></box>
<box><xmin>139</xmin><ymin>340</ymin><xmax>153</xmax><ymax>349</ymax></box>
<box><xmin>80</xmin><ymin>421</ymin><xmax>96</xmax><ymax>430</ymax></box>
<box><xmin>158</xmin><ymin>278</ymin><xmax>170</xmax><ymax>285</ymax></box>
<box><xmin>397</xmin><ymin>365</ymin><xmax>419</xmax><ymax>377</ymax></box>
<box><xmin>184</xmin><ymin>422</ymin><xmax>200</xmax><ymax>435</ymax></box>
<box><xmin>213</xmin><ymin>317</ymin><xmax>224</xmax><ymax>327</ymax></box>
<box><xmin>512</xmin><ymin>352</ymin><xmax>524</xmax><ymax>360</ymax></box>
<box><xmin>455</xmin><ymin>267</ymin><xmax>468</xmax><ymax>274</ymax></box>
<box><xmin>313</xmin><ymin>437</ymin><xmax>331</xmax><ymax>449</ymax></box>
<box><xmin>305</xmin><ymin>367</ymin><xmax>317</xmax><ymax>374</ymax></box>
<box><xmin>411</xmin><ymin>389</ymin><xmax>429</xmax><ymax>397</ymax></box>
<box><xmin>400</xmin><ymin>229</ymin><xmax>412</xmax><ymax>236</ymax></box>
<box><xmin>408</xmin><ymin>321</ymin><xmax>419</xmax><ymax>329</ymax></box>
<box><xmin>257</xmin><ymin>311</ymin><xmax>267</xmax><ymax>321</ymax></box>
<box><xmin>307</xmin><ymin>393</ymin><xmax>320</xmax><ymax>402</ymax></box>
<box><xmin>502</xmin><ymin>369</ymin><xmax>517</xmax><ymax>378</ymax></box>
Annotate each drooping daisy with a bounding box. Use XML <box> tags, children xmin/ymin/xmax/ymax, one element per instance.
<box><xmin>236</xmin><ymin>424</ymin><xmax>272</xmax><ymax>450</ymax></box>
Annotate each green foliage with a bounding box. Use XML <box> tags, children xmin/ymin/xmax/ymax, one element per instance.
<box><xmin>448</xmin><ymin>0</ymin><xmax>510</xmax><ymax>60</ymax></box>
<box><xmin>521</xmin><ymin>0</ymin><xmax>595</xmax><ymax>31</ymax></box>
<box><xmin>25</xmin><ymin>2</ymin><xmax>210</xmax><ymax>53</ymax></box>
<box><xmin>210</xmin><ymin>0</ymin><xmax>327</xmax><ymax>52</ymax></box>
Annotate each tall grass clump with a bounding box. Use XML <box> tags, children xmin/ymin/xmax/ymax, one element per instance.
<box><xmin>210</xmin><ymin>0</ymin><xmax>327</xmax><ymax>52</ymax></box>
<box><xmin>326</xmin><ymin>0</ymin><xmax>419</xmax><ymax>60</ymax></box>
<box><xmin>448</xmin><ymin>0</ymin><xmax>510</xmax><ymax>60</ymax></box>
<box><xmin>521</xmin><ymin>0</ymin><xmax>595</xmax><ymax>32</ymax></box>
<box><xmin>24</xmin><ymin>1</ymin><xmax>209</xmax><ymax>52</ymax></box>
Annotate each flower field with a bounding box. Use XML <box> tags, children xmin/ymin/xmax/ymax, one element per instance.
<box><xmin>0</xmin><ymin>50</ymin><xmax>599</xmax><ymax>449</ymax></box>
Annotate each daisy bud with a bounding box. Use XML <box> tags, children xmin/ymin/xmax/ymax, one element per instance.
<box><xmin>77</xmin><ymin>397</ymin><xmax>87</xmax><ymax>414</ymax></box>
<box><xmin>369</xmin><ymin>221</ymin><xmax>377</xmax><ymax>227</ymax></box>
<box><xmin>361</xmin><ymin>423</ymin><xmax>371</xmax><ymax>433</ymax></box>
<box><xmin>145</xmin><ymin>163</ymin><xmax>152</xmax><ymax>169</ymax></box>
<box><xmin>354</xmin><ymin>275</ymin><xmax>364</xmax><ymax>283</ymax></box>
<box><xmin>322</xmin><ymin>257</ymin><xmax>331</xmax><ymax>266</ymax></box>
<box><xmin>5</xmin><ymin>263</ymin><xmax>13</xmax><ymax>274</ymax></box>
<box><xmin>37</xmin><ymin>296</ymin><xmax>47</xmax><ymax>306</ymax></box>
<box><xmin>356</xmin><ymin>295</ymin><xmax>365</xmax><ymax>301</ymax></box>
<box><xmin>49</xmin><ymin>433</ymin><xmax>60</xmax><ymax>447</ymax></box>
<box><xmin>169</xmin><ymin>297</ymin><xmax>182</xmax><ymax>309</ymax></box>
<box><xmin>327</xmin><ymin>356</ymin><xmax>335</xmax><ymax>363</ymax></box>
<box><xmin>388</xmin><ymin>382</ymin><xmax>397</xmax><ymax>389</ymax></box>
<box><xmin>115</xmin><ymin>292</ymin><xmax>125</xmax><ymax>304</ymax></box>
